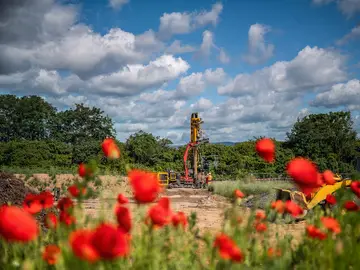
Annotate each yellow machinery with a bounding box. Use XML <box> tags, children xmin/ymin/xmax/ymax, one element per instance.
<box><xmin>275</xmin><ymin>173</ymin><xmax>352</xmax><ymax>218</ymax></box>
<box><xmin>157</xmin><ymin>171</ymin><xmax>177</xmax><ymax>187</ymax></box>
<box><xmin>157</xmin><ymin>112</ymin><xmax>209</xmax><ymax>189</ymax></box>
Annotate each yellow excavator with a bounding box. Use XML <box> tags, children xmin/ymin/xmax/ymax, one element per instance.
<box><xmin>275</xmin><ymin>173</ymin><xmax>353</xmax><ymax>218</ymax></box>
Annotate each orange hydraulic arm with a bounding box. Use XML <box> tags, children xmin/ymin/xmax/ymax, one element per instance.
<box><xmin>183</xmin><ymin>142</ymin><xmax>197</xmax><ymax>181</ymax></box>
<box><xmin>183</xmin><ymin>113</ymin><xmax>209</xmax><ymax>182</ymax></box>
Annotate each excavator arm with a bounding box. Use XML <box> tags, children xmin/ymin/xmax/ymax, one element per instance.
<box><xmin>183</xmin><ymin>142</ymin><xmax>196</xmax><ymax>181</ymax></box>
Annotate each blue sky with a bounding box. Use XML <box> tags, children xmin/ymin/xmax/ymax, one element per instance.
<box><xmin>0</xmin><ymin>0</ymin><xmax>360</xmax><ymax>143</ymax></box>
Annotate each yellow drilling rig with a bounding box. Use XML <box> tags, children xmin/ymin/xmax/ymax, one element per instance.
<box><xmin>157</xmin><ymin>112</ymin><xmax>210</xmax><ymax>189</ymax></box>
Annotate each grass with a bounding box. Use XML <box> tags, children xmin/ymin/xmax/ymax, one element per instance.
<box><xmin>211</xmin><ymin>179</ymin><xmax>295</xmax><ymax>198</ymax></box>
<box><xmin>0</xmin><ymin>165</ymin><xmax>76</xmax><ymax>176</ymax></box>
<box><xmin>0</xmin><ymin>165</ymin><xmax>127</xmax><ymax>177</ymax></box>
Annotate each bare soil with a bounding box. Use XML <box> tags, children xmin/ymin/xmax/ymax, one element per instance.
<box><xmin>6</xmin><ymin>173</ymin><xmax>306</xmax><ymax>243</ymax></box>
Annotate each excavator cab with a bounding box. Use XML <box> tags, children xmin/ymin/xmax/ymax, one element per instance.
<box><xmin>169</xmin><ymin>172</ymin><xmax>177</xmax><ymax>183</ymax></box>
<box><xmin>157</xmin><ymin>172</ymin><xmax>169</xmax><ymax>187</ymax></box>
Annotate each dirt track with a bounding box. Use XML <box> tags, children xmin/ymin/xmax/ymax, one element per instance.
<box><xmin>6</xmin><ymin>173</ymin><xmax>306</xmax><ymax>242</ymax></box>
<box><xmin>78</xmin><ymin>187</ymin><xmax>306</xmax><ymax>244</ymax></box>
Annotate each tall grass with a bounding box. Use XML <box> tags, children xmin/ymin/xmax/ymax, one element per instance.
<box><xmin>211</xmin><ymin>179</ymin><xmax>295</xmax><ymax>198</ymax></box>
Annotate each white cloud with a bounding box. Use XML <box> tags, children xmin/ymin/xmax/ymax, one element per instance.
<box><xmin>115</xmin><ymin>123</ymin><xmax>149</xmax><ymax>133</ymax></box>
<box><xmin>190</xmin><ymin>98</ymin><xmax>213</xmax><ymax>111</ymax></box>
<box><xmin>1</xmin><ymin>0</ymin><xmax>359</xmax><ymax>145</ymax></box>
<box><xmin>135</xmin><ymin>30</ymin><xmax>165</xmax><ymax>53</ymax></box>
<box><xmin>166</xmin><ymin>131</ymin><xmax>181</xmax><ymax>142</ymax></box>
<box><xmin>312</xmin><ymin>0</ymin><xmax>360</xmax><ymax>17</ymax></box>
<box><xmin>0</xmin><ymin>69</ymin><xmax>67</xmax><ymax>95</ymax></box>
<box><xmin>336</xmin><ymin>25</ymin><xmax>360</xmax><ymax>45</ymax></box>
<box><xmin>204</xmin><ymin>68</ymin><xmax>227</xmax><ymax>85</ymax></box>
<box><xmin>158</xmin><ymin>2</ymin><xmax>223</xmax><ymax>39</ymax></box>
<box><xmin>311</xmin><ymin>79</ymin><xmax>360</xmax><ymax>108</ymax></box>
<box><xmin>109</xmin><ymin>0</ymin><xmax>129</xmax><ymax>10</ymax></box>
<box><xmin>165</xmin><ymin>40</ymin><xmax>196</xmax><ymax>54</ymax></box>
<box><xmin>86</xmin><ymin>54</ymin><xmax>190</xmax><ymax>96</ymax></box>
<box><xmin>193</xmin><ymin>3</ymin><xmax>223</xmax><ymax>28</ymax></box>
<box><xmin>175</xmin><ymin>73</ymin><xmax>206</xmax><ymax>98</ymax></box>
<box><xmin>0</xmin><ymin>1</ymin><xmax>165</xmax><ymax>79</ymax></box>
<box><xmin>218</xmin><ymin>48</ymin><xmax>230</xmax><ymax>64</ymax></box>
<box><xmin>137</xmin><ymin>68</ymin><xmax>227</xmax><ymax>102</ymax></box>
<box><xmin>243</xmin><ymin>23</ymin><xmax>274</xmax><ymax>65</ymax></box>
<box><xmin>219</xmin><ymin>46</ymin><xmax>347</xmax><ymax>96</ymax></box>
<box><xmin>198</xmin><ymin>30</ymin><xmax>216</xmax><ymax>58</ymax></box>
<box><xmin>34</xmin><ymin>26</ymin><xmax>149</xmax><ymax>79</ymax></box>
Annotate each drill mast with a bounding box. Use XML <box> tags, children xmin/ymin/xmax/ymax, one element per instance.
<box><xmin>185</xmin><ymin>112</ymin><xmax>209</xmax><ymax>181</ymax></box>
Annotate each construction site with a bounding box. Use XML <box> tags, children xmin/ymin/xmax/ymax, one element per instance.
<box><xmin>0</xmin><ymin>111</ymin><xmax>354</xmax><ymax>243</ymax></box>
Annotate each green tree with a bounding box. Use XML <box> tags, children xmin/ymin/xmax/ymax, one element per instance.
<box><xmin>285</xmin><ymin>111</ymin><xmax>357</xmax><ymax>171</ymax></box>
<box><xmin>0</xmin><ymin>95</ymin><xmax>56</xmax><ymax>142</ymax></box>
<box><xmin>53</xmin><ymin>103</ymin><xmax>116</xmax><ymax>144</ymax></box>
<box><xmin>125</xmin><ymin>130</ymin><xmax>162</xmax><ymax>166</ymax></box>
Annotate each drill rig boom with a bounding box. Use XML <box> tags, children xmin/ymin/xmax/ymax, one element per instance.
<box><xmin>159</xmin><ymin>112</ymin><xmax>209</xmax><ymax>189</ymax></box>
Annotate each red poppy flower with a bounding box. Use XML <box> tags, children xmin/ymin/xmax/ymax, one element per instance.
<box><xmin>0</xmin><ymin>205</ymin><xmax>39</xmax><ymax>242</ymax></box>
<box><xmin>23</xmin><ymin>193</ymin><xmax>43</xmax><ymax>214</ymax></box>
<box><xmin>306</xmin><ymin>225</ymin><xmax>327</xmax><ymax>240</ymax></box>
<box><xmin>351</xmin><ymin>181</ymin><xmax>360</xmax><ymax>197</ymax></box>
<box><xmin>213</xmin><ymin>233</ymin><xmax>244</xmax><ymax>263</ymax></box>
<box><xmin>255</xmin><ymin>138</ymin><xmax>275</xmax><ymax>163</ymax></box>
<box><xmin>271</xmin><ymin>200</ymin><xmax>285</xmax><ymax>213</ymax></box>
<box><xmin>316</xmin><ymin>173</ymin><xmax>324</xmax><ymax>186</ymax></box>
<box><xmin>343</xmin><ymin>201</ymin><xmax>359</xmax><ymax>211</ymax></box>
<box><xmin>321</xmin><ymin>217</ymin><xmax>341</xmax><ymax>234</ymax></box>
<box><xmin>78</xmin><ymin>163</ymin><xmax>94</xmax><ymax>178</ymax></box>
<box><xmin>115</xmin><ymin>206</ymin><xmax>132</xmax><ymax>233</ymax></box>
<box><xmin>172</xmin><ymin>211</ymin><xmax>188</xmax><ymax>228</ymax></box>
<box><xmin>267</xmin><ymin>247</ymin><xmax>282</xmax><ymax>257</ymax></box>
<box><xmin>59</xmin><ymin>211</ymin><xmax>76</xmax><ymax>226</ymax></box>
<box><xmin>69</xmin><ymin>229</ymin><xmax>100</xmax><ymax>263</ymax></box>
<box><xmin>128</xmin><ymin>169</ymin><xmax>161</xmax><ymax>203</ymax></box>
<box><xmin>102</xmin><ymin>138</ymin><xmax>121</xmax><ymax>159</ymax></box>
<box><xmin>67</xmin><ymin>185</ymin><xmax>86</xmax><ymax>197</ymax></box>
<box><xmin>234</xmin><ymin>189</ymin><xmax>245</xmax><ymax>198</ymax></box>
<box><xmin>285</xmin><ymin>201</ymin><xmax>304</xmax><ymax>217</ymax></box>
<box><xmin>147</xmin><ymin>197</ymin><xmax>172</xmax><ymax>227</ymax></box>
<box><xmin>45</xmin><ymin>213</ymin><xmax>58</xmax><ymax>229</ymax></box>
<box><xmin>323</xmin><ymin>170</ymin><xmax>335</xmax><ymax>185</ymax></box>
<box><xmin>286</xmin><ymin>158</ymin><xmax>321</xmax><ymax>195</ymax></box>
<box><xmin>325</xmin><ymin>194</ymin><xmax>336</xmax><ymax>205</ymax></box>
<box><xmin>91</xmin><ymin>223</ymin><xmax>130</xmax><ymax>259</ymax></box>
<box><xmin>39</xmin><ymin>191</ymin><xmax>54</xmax><ymax>209</ymax></box>
<box><xmin>255</xmin><ymin>210</ymin><xmax>266</xmax><ymax>220</ymax></box>
<box><xmin>57</xmin><ymin>197</ymin><xmax>74</xmax><ymax>212</ymax></box>
<box><xmin>255</xmin><ymin>222</ymin><xmax>267</xmax><ymax>232</ymax></box>
<box><xmin>117</xmin><ymin>194</ymin><xmax>129</xmax><ymax>204</ymax></box>
<box><xmin>42</xmin><ymin>245</ymin><xmax>61</xmax><ymax>265</ymax></box>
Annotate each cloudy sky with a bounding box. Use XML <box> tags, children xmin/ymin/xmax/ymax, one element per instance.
<box><xmin>1</xmin><ymin>0</ymin><xmax>360</xmax><ymax>144</ymax></box>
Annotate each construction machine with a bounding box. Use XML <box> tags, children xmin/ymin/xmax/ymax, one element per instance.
<box><xmin>275</xmin><ymin>173</ymin><xmax>353</xmax><ymax>218</ymax></box>
<box><xmin>158</xmin><ymin>112</ymin><xmax>210</xmax><ymax>189</ymax></box>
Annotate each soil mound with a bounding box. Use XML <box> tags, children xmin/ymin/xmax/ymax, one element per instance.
<box><xmin>0</xmin><ymin>171</ymin><xmax>58</xmax><ymax>232</ymax></box>
<box><xmin>0</xmin><ymin>171</ymin><xmax>38</xmax><ymax>206</ymax></box>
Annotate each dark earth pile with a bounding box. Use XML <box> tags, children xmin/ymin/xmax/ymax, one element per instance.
<box><xmin>0</xmin><ymin>171</ymin><xmax>38</xmax><ymax>206</ymax></box>
<box><xmin>0</xmin><ymin>171</ymin><xmax>59</xmax><ymax>231</ymax></box>
<box><xmin>243</xmin><ymin>187</ymin><xmax>299</xmax><ymax>209</ymax></box>
<box><xmin>243</xmin><ymin>192</ymin><xmax>277</xmax><ymax>209</ymax></box>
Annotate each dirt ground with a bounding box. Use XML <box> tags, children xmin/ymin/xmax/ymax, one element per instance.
<box><xmin>77</xmin><ymin>187</ymin><xmax>306</xmax><ymax>246</ymax></box>
<box><xmin>10</xmin><ymin>173</ymin><xmax>306</xmax><ymax>243</ymax></box>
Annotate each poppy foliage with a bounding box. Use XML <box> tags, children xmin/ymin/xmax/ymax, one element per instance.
<box><xmin>0</xmin><ymin>137</ymin><xmax>359</xmax><ymax>269</ymax></box>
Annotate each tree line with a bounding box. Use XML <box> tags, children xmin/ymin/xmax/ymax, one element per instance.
<box><xmin>1</xmin><ymin>94</ymin><xmax>359</xmax><ymax>179</ymax></box>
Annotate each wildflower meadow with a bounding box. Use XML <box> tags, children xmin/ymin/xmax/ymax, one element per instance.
<box><xmin>1</xmin><ymin>137</ymin><xmax>360</xmax><ymax>270</ymax></box>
